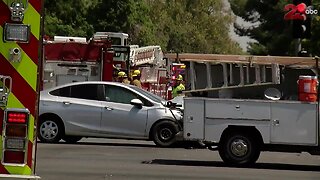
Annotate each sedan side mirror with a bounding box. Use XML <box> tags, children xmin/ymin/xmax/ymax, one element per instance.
<box><xmin>130</xmin><ymin>99</ymin><xmax>143</xmax><ymax>108</ymax></box>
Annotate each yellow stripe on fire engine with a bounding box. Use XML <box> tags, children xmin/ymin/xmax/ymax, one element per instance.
<box><xmin>23</xmin><ymin>4</ymin><xmax>41</xmax><ymax>39</ymax></box>
<box><xmin>0</xmin><ymin>28</ymin><xmax>37</xmax><ymax>91</ymax></box>
<box><xmin>5</xmin><ymin>165</ymin><xmax>32</xmax><ymax>175</ymax></box>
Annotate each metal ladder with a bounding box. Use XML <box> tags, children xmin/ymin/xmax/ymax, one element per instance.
<box><xmin>164</xmin><ymin>53</ymin><xmax>317</xmax><ymax>94</ymax></box>
<box><xmin>187</xmin><ymin>61</ymin><xmax>280</xmax><ymax>93</ymax></box>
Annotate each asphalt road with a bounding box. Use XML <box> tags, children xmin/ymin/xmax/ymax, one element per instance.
<box><xmin>36</xmin><ymin>138</ymin><xmax>320</xmax><ymax>180</ymax></box>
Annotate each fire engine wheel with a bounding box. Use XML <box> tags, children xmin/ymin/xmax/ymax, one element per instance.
<box><xmin>152</xmin><ymin>121</ymin><xmax>178</xmax><ymax>147</ymax></box>
<box><xmin>218</xmin><ymin>132</ymin><xmax>260</xmax><ymax>166</ymax></box>
<box><xmin>62</xmin><ymin>136</ymin><xmax>82</xmax><ymax>143</ymax></box>
<box><xmin>38</xmin><ymin>119</ymin><xmax>63</xmax><ymax>143</ymax></box>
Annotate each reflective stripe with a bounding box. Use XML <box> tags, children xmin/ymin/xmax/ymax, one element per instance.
<box><xmin>23</xmin><ymin>4</ymin><xmax>41</xmax><ymax>40</ymax></box>
<box><xmin>5</xmin><ymin>166</ymin><xmax>32</xmax><ymax>176</ymax></box>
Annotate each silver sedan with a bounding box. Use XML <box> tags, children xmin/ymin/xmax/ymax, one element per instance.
<box><xmin>38</xmin><ymin>81</ymin><xmax>183</xmax><ymax>147</ymax></box>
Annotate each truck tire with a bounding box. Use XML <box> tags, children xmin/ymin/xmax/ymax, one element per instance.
<box><xmin>152</xmin><ymin>121</ymin><xmax>178</xmax><ymax>147</ymax></box>
<box><xmin>38</xmin><ymin>118</ymin><xmax>63</xmax><ymax>143</ymax></box>
<box><xmin>62</xmin><ymin>136</ymin><xmax>82</xmax><ymax>143</ymax></box>
<box><xmin>218</xmin><ymin>132</ymin><xmax>260</xmax><ymax>166</ymax></box>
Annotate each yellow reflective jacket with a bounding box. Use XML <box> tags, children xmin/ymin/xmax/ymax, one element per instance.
<box><xmin>122</xmin><ymin>78</ymin><xmax>130</xmax><ymax>85</ymax></box>
<box><xmin>172</xmin><ymin>84</ymin><xmax>185</xmax><ymax>98</ymax></box>
<box><xmin>132</xmin><ymin>79</ymin><xmax>142</xmax><ymax>88</ymax></box>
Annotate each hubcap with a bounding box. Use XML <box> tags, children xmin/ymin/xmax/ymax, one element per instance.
<box><xmin>159</xmin><ymin>128</ymin><xmax>173</xmax><ymax>141</ymax></box>
<box><xmin>40</xmin><ymin>121</ymin><xmax>59</xmax><ymax>140</ymax></box>
<box><xmin>230</xmin><ymin>139</ymin><xmax>248</xmax><ymax>157</ymax></box>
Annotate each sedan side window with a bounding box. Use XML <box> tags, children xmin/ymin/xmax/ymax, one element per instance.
<box><xmin>69</xmin><ymin>84</ymin><xmax>100</xmax><ymax>100</ymax></box>
<box><xmin>49</xmin><ymin>86</ymin><xmax>71</xmax><ymax>97</ymax></box>
<box><xmin>105</xmin><ymin>85</ymin><xmax>138</xmax><ymax>104</ymax></box>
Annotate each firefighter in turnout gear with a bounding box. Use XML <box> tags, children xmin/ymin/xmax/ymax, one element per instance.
<box><xmin>131</xmin><ymin>70</ymin><xmax>142</xmax><ymax>88</ymax></box>
<box><xmin>118</xmin><ymin>71</ymin><xmax>130</xmax><ymax>84</ymax></box>
<box><xmin>172</xmin><ymin>75</ymin><xmax>185</xmax><ymax>98</ymax></box>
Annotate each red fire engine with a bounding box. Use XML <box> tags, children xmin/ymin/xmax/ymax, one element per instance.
<box><xmin>42</xmin><ymin>32</ymin><xmax>168</xmax><ymax>99</ymax></box>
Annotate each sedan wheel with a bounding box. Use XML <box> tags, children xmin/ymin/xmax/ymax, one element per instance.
<box><xmin>38</xmin><ymin>119</ymin><xmax>63</xmax><ymax>143</ymax></box>
<box><xmin>152</xmin><ymin>121</ymin><xmax>178</xmax><ymax>147</ymax></box>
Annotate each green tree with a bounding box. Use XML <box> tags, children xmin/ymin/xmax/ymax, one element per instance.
<box><xmin>147</xmin><ymin>0</ymin><xmax>243</xmax><ymax>54</ymax></box>
<box><xmin>87</xmin><ymin>0</ymin><xmax>155</xmax><ymax>46</ymax></box>
<box><xmin>44</xmin><ymin>0</ymin><xmax>95</xmax><ymax>37</ymax></box>
<box><xmin>44</xmin><ymin>0</ymin><xmax>243</xmax><ymax>54</ymax></box>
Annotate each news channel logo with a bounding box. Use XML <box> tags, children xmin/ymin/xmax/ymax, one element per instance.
<box><xmin>284</xmin><ymin>3</ymin><xmax>318</xmax><ymax>20</ymax></box>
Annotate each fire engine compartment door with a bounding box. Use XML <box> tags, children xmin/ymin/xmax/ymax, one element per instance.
<box><xmin>270</xmin><ymin>101</ymin><xmax>318</xmax><ymax>145</ymax></box>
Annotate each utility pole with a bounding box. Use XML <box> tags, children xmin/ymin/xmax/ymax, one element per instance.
<box><xmin>295</xmin><ymin>38</ymin><xmax>301</xmax><ymax>56</ymax></box>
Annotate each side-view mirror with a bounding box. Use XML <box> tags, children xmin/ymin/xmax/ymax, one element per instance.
<box><xmin>166</xmin><ymin>101</ymin><xmax>173</xmax><ymax>107</ymax></box>
<box><xmin>130</xmin><ymin>99</ymin><xmax>143</xmax><ymax>108</ymax></box>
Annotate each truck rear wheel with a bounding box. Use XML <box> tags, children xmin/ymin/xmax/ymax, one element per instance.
<box><xmin>218</xmin><ymin>132</ymin><xmax>260</xmax><ymax>166</ymax></box>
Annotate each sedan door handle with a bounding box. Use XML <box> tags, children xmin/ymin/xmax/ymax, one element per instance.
<box><xmin>104</xmin><ymin>106</ymin><xmax>113</xmax><ymax>111</ymax></box>
<box><xmin>63</xmin><ymin>101</ymin><xmax>71</xmax><ymax>105</ymax></box>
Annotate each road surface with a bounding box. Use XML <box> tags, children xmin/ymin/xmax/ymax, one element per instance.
<box><xmin>36</xmin><ymin>138</ymin><xmax>320</xmax><ymax>180</ymax></box>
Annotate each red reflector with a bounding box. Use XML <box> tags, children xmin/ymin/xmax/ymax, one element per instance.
<box><xmin>3</xmin><ymin>151</ymin><xmax>25</xmax><ymax>164</ymax></box>
<box><xmin>7</xmin><ymin>112</ymin><xmax>27</xmax><ymax>124</ymax></box>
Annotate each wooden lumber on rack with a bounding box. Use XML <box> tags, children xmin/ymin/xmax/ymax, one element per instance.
<box><xmin>165</xmin><ymin>53</ymin><xmax>317</xmax><ymax>68</ymax></box>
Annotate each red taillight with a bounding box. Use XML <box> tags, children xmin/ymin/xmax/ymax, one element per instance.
<box><xmin>7</xmin><ymin>112</ymin><xmax>27</xmax><ymax>124</ymax></box>
<box><xmin>3</xmin><ymin>151</ymin><xmax>25</xmax><ymax>164</ymax></box>
<box><xmin>2</xmin><ymin>109</ymin><xmax>29</xmax><ymax>164</ymax></box>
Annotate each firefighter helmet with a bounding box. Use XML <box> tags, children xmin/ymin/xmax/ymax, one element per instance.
<box><xmin>133</xmin><ymin>70</ymin><xmax>141</xmax><ymax>76</ymax></box>
<box><xmin>118</xmin><ymin>71</ymin><xmax>126</xmax><ymax>77</ymax></box>
<box><xmin>177</xmin><ymin>74</ymin><xmax>183</xmax><ymax>81</ymax></box>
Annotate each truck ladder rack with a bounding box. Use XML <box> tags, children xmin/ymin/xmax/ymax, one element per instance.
<box><xmin>165</xmin><ymin>53</ymin><xmax>317</xmax><ymax>93</ymax></box>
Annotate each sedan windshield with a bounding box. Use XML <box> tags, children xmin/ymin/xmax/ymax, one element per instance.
<box><xmin>130</xmin><ymin>85</ymin><xmax>165</xmax><ymax>103</ymax></box>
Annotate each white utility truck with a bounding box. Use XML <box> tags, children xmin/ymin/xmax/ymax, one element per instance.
<box><xmin>183</xmin><ymin>97</ymin><xmax>319</xmax><ymax>165</ymax></box>
<box><xmin>165</xmin><ymin>54</ymin><xmax>320</xmax><ymax>166</ymax></box>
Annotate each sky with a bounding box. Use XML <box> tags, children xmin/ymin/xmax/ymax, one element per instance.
<box><xmin>224</xmin><ymin>0</ymin><xmax>256</xmax><ymax>51</ymax></box>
